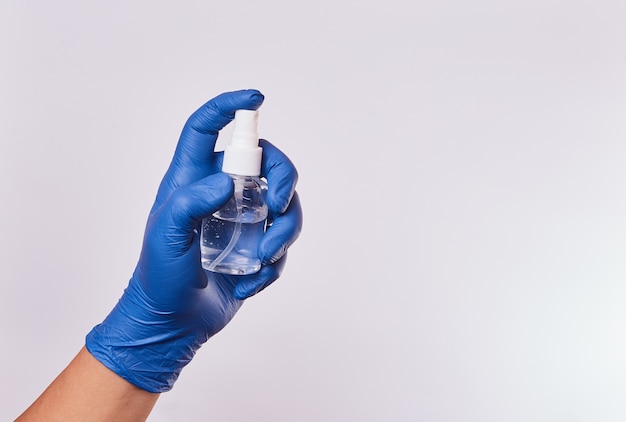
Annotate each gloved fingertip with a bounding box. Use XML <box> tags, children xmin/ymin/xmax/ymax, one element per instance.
<box><xmin>266</xmin><ymin>195</ymin><xmax>290</xmax><ymax>218</ymax></box>
<box><xmin>233</xmin><ymin>279</ymin><xmax>264</xmax><ymax>300</ymax></box>
<box><xmin>249</xmin><ymin>91</ymin><xmax>265</xmax><ymax>106</ymax></box>
<box><xmin>233</xmin><ymin>286</ymin><xmax>250</xmax><ymax>300</ymax></box>
<box><xmin>230</xmin><ymin>89</ymin><xmax>264</xmax><ymax>110</ymax></box>
<box><xmin>211</xmin><ymin>171</ymin><xmax>234</xmax><ymax>187</ymax></box>
<box><xmin>200</xmin><ymin>172</ymin><xmax>234</xmax><ymax>208</ymax></box>
<box><xmin>233</xmin><ymin>263</ymin><xmax>281</xmax><ymax>299</ymax></box>
<box><xmin>260</xmin><ymin>242</ymin><xmax>287</xmax><ymax>265</ymax></box>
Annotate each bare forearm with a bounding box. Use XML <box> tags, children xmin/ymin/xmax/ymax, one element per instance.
<box><xmin>16</xmin><ymin>347</ymin><xmax>159</xmax><ymax>422</ymax></box>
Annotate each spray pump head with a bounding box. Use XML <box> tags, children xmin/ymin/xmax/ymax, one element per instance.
<box><xmin>221</xmin><ymin>109</ymin><xmax>263</xmax><ymax>177</ymax></box>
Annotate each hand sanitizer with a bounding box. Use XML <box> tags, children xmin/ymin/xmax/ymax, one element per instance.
<box><xmin>201</xmin><ymin>109</ymin><xmax>268</xmax><ymax>275</ymax></box>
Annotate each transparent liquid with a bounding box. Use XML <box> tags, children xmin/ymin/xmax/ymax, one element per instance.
<box><xmin>201</xmin><ymin>217</ymin><xmax>266</xmax><ymax>275</ymax></box>
<box><xmin>200</xmin><ymin>175</ymin><xmax>267</xmax><ymax>275</ymax></box>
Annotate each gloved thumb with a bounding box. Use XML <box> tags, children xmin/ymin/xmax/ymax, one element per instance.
<box><xmin>147</xmin><ymin>173</ymin><xmax>234</xmax><ymax>253</ymax></box>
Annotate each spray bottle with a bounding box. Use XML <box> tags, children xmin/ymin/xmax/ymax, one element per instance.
<box><xmin>200</xmin><ymin>109</ymin><xmax>268</xmax><ymax>275</ymax></box>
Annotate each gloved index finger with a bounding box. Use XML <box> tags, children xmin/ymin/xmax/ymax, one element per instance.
<box><xmin>153</xmin><ymin>90</ymin><xmax>265</xmax><ymax>211</ymax></box>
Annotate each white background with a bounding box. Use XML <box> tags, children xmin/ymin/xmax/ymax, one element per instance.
<box><xmin>2</xmin><ymin>1</ymin><xmax>626</xmax><ymax>420</ymax></box>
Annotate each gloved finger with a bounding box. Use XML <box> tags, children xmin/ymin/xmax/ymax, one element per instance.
<box><xmin>259</xmin><ymin>139</ymin><xmax>298</xmax><ymax>216</ymax></box>
<box><xmin>149</xmin><ymin>173</ymin><xmax>233</xmax><ymax>253</ymax></box>
<box><xmin>152</xmin><ymin>90</ymin><xmax>264</xmax><ymax>212</ymax></box>
<box><xmin>259</xmin><ymin>192</ymin><xmax>303</xmax><ymax>265</ymax></box>
<box><xmin>233</xmin><ymin>254</ymin><xmax>288</xmax><ymax>300</ymax></box>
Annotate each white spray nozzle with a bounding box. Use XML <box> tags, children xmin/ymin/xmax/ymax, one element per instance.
<box><xmin>231</xmin><ymin>109</ymin><xmax>259</xmax><ymax>146</ymax></box>
<box><xmin>222</xmin><ymin>109</ymin><xmax>263</xmax><ymax>176</ymax></box>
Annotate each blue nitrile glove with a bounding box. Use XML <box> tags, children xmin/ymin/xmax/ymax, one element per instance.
<box><xmin>86</xmin><ymin>89</ymin><xmax>302</xmax><ymax>393</ymax></box>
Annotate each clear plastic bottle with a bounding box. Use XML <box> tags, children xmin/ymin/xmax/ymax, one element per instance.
<box><xmin>200</xmin><ymin>109</ymin><xmax>268</xmax><ymax>275</ymax></box>
<box><xmin>201</xmin><ymin>175</ymin><xmax>267</xmax><ymax>274</ymax></box>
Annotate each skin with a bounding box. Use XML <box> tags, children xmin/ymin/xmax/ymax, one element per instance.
<box><xmin>16</xmin><ymin>347</ymin><xmax>159</xmax><ymax>422</ymax></box>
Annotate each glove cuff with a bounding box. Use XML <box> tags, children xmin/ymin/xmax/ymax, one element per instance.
<box><xmin>85</xmin><ymin>283</ymin><xmax>206</xmax><ymax>393</ymax></box>
<box><xmin>86</xmin><ymin>324</ymin><xmax>198</xmax><ymax>393</ymax></box>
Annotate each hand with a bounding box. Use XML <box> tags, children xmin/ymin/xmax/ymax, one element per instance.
<box><xmin>86</xmin><ymin>89</ymin><xmax>303</xmax><ymax>393</ymax></box>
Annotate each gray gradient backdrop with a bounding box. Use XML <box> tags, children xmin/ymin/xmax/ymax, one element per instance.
<box><xmin>2</xmin><ymin>1</ymin><xmax>626</xmax><ymax>421</ymax></box>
